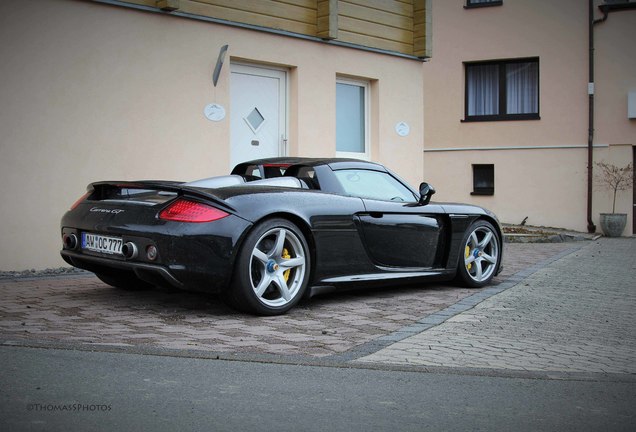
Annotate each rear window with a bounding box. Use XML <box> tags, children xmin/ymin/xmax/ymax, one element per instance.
<box><xmin>237</xmin><ymin>164</ymin><xmax>289</xmax><ymax>179</ymax></box>
<box><xmin>95</xmin><ymin>187</ymin><xmax>177</xmax><ymax>205</ymax></box>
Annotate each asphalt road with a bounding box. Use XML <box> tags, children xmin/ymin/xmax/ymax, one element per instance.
<box><xmin>1</xmin><ymin>345</ymin><xmax>635</xmax><ymax>432</ymax></box>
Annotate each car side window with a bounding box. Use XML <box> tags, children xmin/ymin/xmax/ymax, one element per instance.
<box><xmin>333</xmin><ymin>170</ymin><xmax>416</xmax><ymax>202</ymax></box>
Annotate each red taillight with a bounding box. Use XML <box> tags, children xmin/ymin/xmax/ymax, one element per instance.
<box><xmin>70</xmin><ymin>192</ymin><xmax>90</xmax><ymax>210</ymax></box>
<box><xmin>159</xmin><ymin>199</ymin><xmax>229</xmax><ymax>223</ymax></box>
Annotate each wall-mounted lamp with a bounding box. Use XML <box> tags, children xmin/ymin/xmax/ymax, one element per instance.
<box><xmin>212</xmin><ymin>45</ymin><xmax>228</xmax><ymax>87</ymax></box>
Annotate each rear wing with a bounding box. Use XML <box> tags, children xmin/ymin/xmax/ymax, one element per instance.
<box><xmin>87</xmin><ymin>181</ymin><xmax>236</xmax><ymax>213</ymax></box>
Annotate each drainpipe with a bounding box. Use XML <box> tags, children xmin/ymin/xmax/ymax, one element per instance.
<box><xmin>588</xmin><ymin>0</ymin><xmax>611</xmax><ymax>233</ymax></box>
<box><xmin>587</xmin><ymin>0</ymin><xmax>596</xmax><ymax>233</ymax></box>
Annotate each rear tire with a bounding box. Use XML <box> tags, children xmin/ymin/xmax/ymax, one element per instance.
<box><xmin>455</xmin><ymin>220</ymin><xmax>501</xmax><ymax>288</ymax></box>
<box><xmin>225</xmin><ymin>218</ymin><xmax>310</xmax><ymax>315</ymax></box>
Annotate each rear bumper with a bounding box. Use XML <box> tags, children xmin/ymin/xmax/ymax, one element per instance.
<box><xmin>61</xmin><ymin>250</ymin><xmax>185</xmax><ymax>289</ymax></box>
<box><xmin>60</xmin><ymin>211</ymin><xmax>254</xmax><ymax>293</ymax></box>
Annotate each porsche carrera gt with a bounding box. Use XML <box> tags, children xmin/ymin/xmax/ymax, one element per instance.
<box><xmin>61</xmin><ymin>158</ymin><xmax>503</xmax><ymax>315</ymax></box>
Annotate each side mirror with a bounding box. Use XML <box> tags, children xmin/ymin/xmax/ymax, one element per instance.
<box><xmin>419</xmin><ymin>182</ymin><xmax>436</xmax><ymax>206</ymax></box>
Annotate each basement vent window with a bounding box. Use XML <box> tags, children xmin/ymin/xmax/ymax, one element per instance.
<box><xmin>472</xmin><ymin>164</ymin><xmax>495</xmax><ymax>196</ymax></box>
<box><xmin>465</xmin><ymin>0</ymin><xmax>503</xmax><ymax>8</ymax></box>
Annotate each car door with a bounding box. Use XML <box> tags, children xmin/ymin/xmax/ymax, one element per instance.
<box><xmin>332</xmin><ymin>168</ymin><xmax>447</xmax><ymax>269</ymax></box>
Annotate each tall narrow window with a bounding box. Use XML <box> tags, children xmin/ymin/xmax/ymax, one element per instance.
<box><xmin>506</xmin><ymin>62</ymin><xmax>539</xmax><ymax>114</ymax></box>
<box><xmin>466</xmin><ymin>64</ymin><xmax>499</xmax><ymax>116</ymax></box>
<box><xmin>465</xmin><ymin>58</ymin><xmax>539</xmax><ymax>121</ymax></box>
<box><xmin>336</xmin><ymin>78</ymin><xmax>369</xmax><ymax>159</ymax></box>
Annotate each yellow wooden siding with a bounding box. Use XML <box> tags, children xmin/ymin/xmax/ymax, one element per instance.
<box><xmin>121</xmin><ymin>0</ymin><xmax>157</xmax><ymax>6</ymax></box>
<box><xmin>343</xmin><ymin>0</ymin><xmax>412</xmax><ymax>16</ymax></box>
<box><xmin>317</xmin><ymin>0</ymin><xmax>338</xmax><ymax>39</ymax></box>
<box><xmin>339</xmin><ymin>16</ymin><xmax>412</xmax><ymax>45</ymax></box>
<box><xmin>337</xmin><ymin>0</ymin><xmax>415</xmax><ymax>55</ymax></box>
<box><xmin>276</xmin><ymin>0</ymin><xmax>317</xmax><ymax>8</ymax></box>
<box><xmin>413</xmin><ymin>0</ymin><xmax>426</xmax><ymax>57</ymax></box>
<box><xmin>337</xmin><ymin>29</ymin><xmax>413</xmax><ymax>54</ymax></box>
<box><xmin>180</xmin><ymin>0</ymin><xmax>318</xmax><ymax>35</ymax></box>
<box><xmin>339</xmin><ymin>2</ymin><xmax>413</xmax><ymax>30</ymax></box>
<box><xmin>419</xmin><ymin>0</ymin><xmax>431</xmax><ymax>58</ymax></box>
<box><xmin>114</xmin><ymin>0</ymin><xmax>430</xmax><ymax>57</ymax></box>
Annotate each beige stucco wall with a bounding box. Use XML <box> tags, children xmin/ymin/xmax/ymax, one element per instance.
<box><xmin>595</xmin><ymin>5</ymin><xmax>636</xmax><ymax>147</ymax></box>
<box><xmin>0</xmin><ymin>0</ymin><xmax>424</xmax><ymax>270</ymax></box>
<box><xmin>423</xmin><ymin>0</ymin><xmax>635</xmax><ymax>233</ymax></box>
<box><xmin>424</xmin><ymin>148</ymin><xmax>605</xmax><ymax>229</ymax></box>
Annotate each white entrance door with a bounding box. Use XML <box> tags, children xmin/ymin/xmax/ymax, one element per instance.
<box><xmin>230</xmin><ymin>64</ymin><xmax>288</xmax><ymax>169</ymax></box>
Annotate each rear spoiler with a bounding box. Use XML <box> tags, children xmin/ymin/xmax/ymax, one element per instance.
<box><xmin>88</xmin><ymin>181</ymin><xmax>236</xmax><ymax>213</ymax></box>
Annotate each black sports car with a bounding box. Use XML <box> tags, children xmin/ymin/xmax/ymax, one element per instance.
<box><xmin>61</xmin><ymin>158</ymin><xmax>503</xmax><ymax>315</ymax></box>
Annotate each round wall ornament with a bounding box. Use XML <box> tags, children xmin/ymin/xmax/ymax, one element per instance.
<box><xmin>395</xmin><ymin>121</ymin><xmax>410</xmax><ymax>137</ymax></box>
<box><xmin>204</xmin><ymin>103</ymin><xmax>226</xmax><ymax>121</ymax></box>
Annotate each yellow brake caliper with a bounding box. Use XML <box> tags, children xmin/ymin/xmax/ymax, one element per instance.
<box><xmin>282</xmin><ymin>248</ymin><xmax>291</xmax><ymax>282</ymax></box>
<box><xmin>465</xmin><ymin>246</ymin><xmax>472</xmax><ymax>271</ymax></box>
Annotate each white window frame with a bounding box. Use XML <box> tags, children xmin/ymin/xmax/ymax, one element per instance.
<box><xmin>336</xmin><ymin>77</ymin><xmax>370</xmax><ymax>160</ymax></box>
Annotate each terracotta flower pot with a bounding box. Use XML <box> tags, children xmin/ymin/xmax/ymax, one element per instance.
<box><xmin>599</xmin><ymin>213</ymin><xmax>627</xmax><ymax>237</ymax></box>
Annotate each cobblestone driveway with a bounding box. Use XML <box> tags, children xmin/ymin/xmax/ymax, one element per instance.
<box><xmin>0</xmin><ymin>243</ymin><xmax>577</xmax><ymax>357</ymax></box>
<box><xmin>359</xmin><ymin>238</ymin><xmax>636</xmax><ymax>374</ymax></box>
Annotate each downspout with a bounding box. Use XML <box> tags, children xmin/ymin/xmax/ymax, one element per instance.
<box><xmin>587</xmin><ymin>0</ymin><xmax>596</xmax><ymax>233</ymax></box>
<box><xmin>588</xmin><ymin>2</ymin><xmax>610</xmax><ymax>233</ymax></box>
<box><xmin>587</xmin><ymin>1</ymin><xmax>609</xmax><ymax>233</ymax></box>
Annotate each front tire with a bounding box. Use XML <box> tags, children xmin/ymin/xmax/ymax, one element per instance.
<box><xmin>226</xmin><ymin>218</ymin><xmax>311</xmax><ymax>315</ymax></box>
<box><xmin>456</xmin><ymin>220</ymin><xmax>501</xmax><ymax>288</ymax></box>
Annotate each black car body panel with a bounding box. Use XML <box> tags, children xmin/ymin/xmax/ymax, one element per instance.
<box><xmin>61</xmin><ymin>201</ymin><xmax>252</xmax><ymax>292</ymax></box>
<box><xmin>61</xmin><ymin>158</ymin><xmax>503</xmax><ymax>303</ymax></box>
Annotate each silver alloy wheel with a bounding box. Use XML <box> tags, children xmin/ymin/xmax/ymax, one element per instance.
<box><xmin>249</xmin><ymin>227</ymin><xmax>307</xmax><ymax>308</ymax></box>
<box><xmin>463</xmin><ymin>225</ymin><xmax>499</xmax><ymax>283</ymax></box>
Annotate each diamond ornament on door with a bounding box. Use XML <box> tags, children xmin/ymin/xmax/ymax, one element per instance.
<box><xmin>245</xmin><ymin>107</ymin><xmax>266</xmax><ymax>133</ymax></box>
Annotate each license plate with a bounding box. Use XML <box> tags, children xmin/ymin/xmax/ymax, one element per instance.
<box><xmin>82</xmin><ymin>233</ymin><xmax>123</xmax><ymax>256</ymax></box>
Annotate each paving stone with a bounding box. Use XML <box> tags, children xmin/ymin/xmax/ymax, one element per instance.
<box><xmin>357</xmin><ymin>238</ymin><xmax>636</xmax><ymax>374</ymax></box>
<box><xmin>1</xmin><ymin>242</ymin><xmax>576</xmax><ymax>357</ymax></box>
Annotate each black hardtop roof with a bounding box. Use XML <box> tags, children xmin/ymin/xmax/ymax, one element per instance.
<box><xmin>233</xmin><ymin>157</ymin><xmax>385</xmax><ymax>171</ymax></box>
